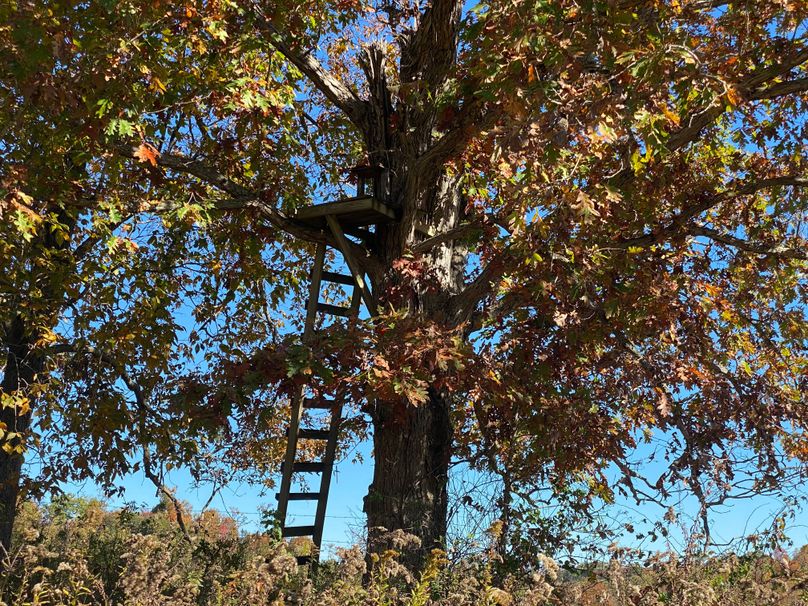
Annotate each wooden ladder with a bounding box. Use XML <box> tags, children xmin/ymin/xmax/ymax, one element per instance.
<box><xmin>276</xmin><ymin>215</ymin><xmax>377</xmax><ymax>566</ymax></box>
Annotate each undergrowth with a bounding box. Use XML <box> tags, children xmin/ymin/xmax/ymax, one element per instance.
<box><xmin>1</xmin><ymin>497</ymin><xmax>806</xmax><ymax>605</ymax></box>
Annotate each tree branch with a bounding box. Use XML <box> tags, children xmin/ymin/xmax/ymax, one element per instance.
<box><xmin>73</xmin><ymin>215</ymin><xmax>133</xmax><ymax>261</ymax></box>
<box><xmin>689</xmin><ymin>224</ymin><xmax>807</xmax><ymax>260</ymax></box>
<box><xmin>249</xmin><ymin>1</ymin><xmax>368</xmax><ymax>129</ymax></box>
<box><xmin>114</xmin><ymin>143</ymin><xmax>380</xmax><ymax>274</ymax></box>
<box><xmin>410</xmin><ymin>223</ymin><xmax>481</xmax><ymax>254</ymax></box>
<box><xmin>114</xmin><ymin>143</ymin><xmax>253</xmax><ymax>200</ymax></box>
<box><xmin>417</xmin><ymin>95</ymin><xmax>494</xmax><ymax>168</ymax></box>
<box><xmin>749</xmin><ymin>77</ymin><xmax>808</xmax><ymax>101</ymax></box>
<box><xmin>56</xmin><ymin>344</ymin><xmax>194</xmax><ymax>544</ymax></box>
<box><xmin>687</xmin><ymin>0</ymin><xmax>731</xmax><ymax>10</ymax></box>
<box><xmin>629</xmin><ymin>47</ymin><xmax>808</xmax><ymax>162</ymax></box>
<box><xmin>453</xmin><ymin>174</ymin><xmax>805</xmax><ymax>331</ymax></box>
<box><xmin>401</xmin><ymin>0</ymin><xmax>463</xmax><ymax>89</ymax></box>
<box><xmin>616</xmin><ymin>175</ymin><xmax>807</xmax><ymax>249</ymax></box>
<box><xmin>449</xmin><ymin>257</ymin><xmax>507</xmax><ymax>328</ymax></box>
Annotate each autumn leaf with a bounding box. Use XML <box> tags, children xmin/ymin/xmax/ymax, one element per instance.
<box><xmin>725</xmin><ymin>86</ymin><xmax>743</xmax><ymax>108</ymax></box>
<box><xmin>134</xmin><ymin>143</ymin><xmax>160</xmax><ymax>167</ymax></box>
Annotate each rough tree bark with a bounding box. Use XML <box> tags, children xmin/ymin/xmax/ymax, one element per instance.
<box><xmin>298</xmin><ymin>2</ymin><xmax>462</xmax><ymax>569</ymax></box>
<box><xmin>364</xmin><ymin>388</ymin><xmax>453</xmax><ymax>565</ymax></box>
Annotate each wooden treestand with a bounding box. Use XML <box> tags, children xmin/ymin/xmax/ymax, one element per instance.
<box><xmin>276</xmin><ymin>167</ymin><xmax>393</xmax><ymax>567</ymax></box>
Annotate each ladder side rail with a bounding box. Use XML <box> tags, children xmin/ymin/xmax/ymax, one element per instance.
<box><xmin>349</xmin><ymin>280</ymin><xmax>361</xmax><ymax>315</ymax></box>
<box><xmin>303</xmin><ymin>242</ymin><xmax>328</xmax><ymax>341</ymax></box>
<box><xmin>312</xmin><ymin>274</ymin><xmax>362</xmax><ymax>554</ymax></box>
<box><xmin>277</xmin><ymin>241</ymin><xmax>327</xmax><ymax>528</ymax></box>
<box><xmin>312</xmin><ymin>400</ymin><xmax>343</xmax><ymax>550</ymax></box>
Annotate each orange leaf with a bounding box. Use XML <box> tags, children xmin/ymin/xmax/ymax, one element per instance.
<box><xmin>134</xmin><ymin>143</ymin><xmax>160</xmax><ymax>167</ymax></box>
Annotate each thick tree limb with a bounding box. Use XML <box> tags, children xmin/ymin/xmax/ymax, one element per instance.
<box><xmin>417</xmin><ymin>96</ymin><xmax>494</xmax><ymax>168</ymax></box>
<box><xmin>249</xmin><ymin>1</ymin><xmax>368</xmax><ymax>129</ymax></box>
<box><xmin>449</xmin><ymin>258</ymin><xmax>507</xmax><ymax>328</ymax></box>
<box><xmin>401</xmin><ymin>0</ymin><xmax>463</xmax><ymax>89</ymax></box>
<box><xmin>643</xmin><ymin>47</ymin><xmax>808</xmax><ymax>158</ymax></box>
<box><xmin>744</xmin><ymin>48</ymin><xmax>808</xmax><ymax>90</ymax></box>
<box><xmin>410</xmin><ymin>223</ymin><xmax>481</xmax><ymax>254</ymax></box>
<box><xmin>115</xmin><ymin>143</ymin><xmax>254</xmax><ymax>200</ymax></box>
<box><xmin>749</xmin><ymin>77</ymin><xmax>808</xmax><ymax>101</ymax></box>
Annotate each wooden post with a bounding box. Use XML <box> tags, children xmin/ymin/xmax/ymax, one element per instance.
<box><xmin>325</xmin><ymin>215</ymin><xmax>378</xmax><ymax>316</ymax></box>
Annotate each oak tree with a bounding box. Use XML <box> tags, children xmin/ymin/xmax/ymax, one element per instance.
<box><xmin>2</xmin><ymin>0</ymin><xmax>807</xmax><ymax>571</ymax></box>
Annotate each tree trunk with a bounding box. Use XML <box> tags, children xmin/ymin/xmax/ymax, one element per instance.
<box><xmin>364</xmin><ymin>387</ymin><xmax>453</xmax><ymax>571</ymax></box>
<box><xmin>355</xmin><ymin>38</ymin><xmax>466</xmax><ymax>570</ymax></box>
<box><xmin>0</xmin><ymin>190</ymin><xmax>76</xmax><ymax>553</ymax></box>
<box><xmin>0</xmin><ymin>316</ymin><xmax>37</xmax><ymax>553</ymax></box>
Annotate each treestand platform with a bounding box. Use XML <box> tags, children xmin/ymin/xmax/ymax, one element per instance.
<box><xmin>292</xmin><ymin>195</ymin><xmax>397</xmax><ymax>229</ymax></box>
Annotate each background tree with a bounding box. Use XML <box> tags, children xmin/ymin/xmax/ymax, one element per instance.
<box><xmin>0</xmin><ymin>0</ymin><xmax>306</xmax><ymax>549</ymax></box>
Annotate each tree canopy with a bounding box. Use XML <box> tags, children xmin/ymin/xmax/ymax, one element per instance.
<box><xmin>1</xmin><ymin>0</ymin><xmax>806</xmax><ymax>567</ymax></box>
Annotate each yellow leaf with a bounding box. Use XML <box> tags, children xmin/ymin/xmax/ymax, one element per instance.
<box><xmin>725</xmin><ymin>87</ymin><xmax>743</xmax><ymax>108</ymax></box>
<box><xmin>149</xmin><ymin>77</ymin><xmax>167</xmax><ymax>94</ymax></box>
<box><xmin>661</xmin><ymin>106</ymin><xmax>680</xmax><ymax>126</ymax></box>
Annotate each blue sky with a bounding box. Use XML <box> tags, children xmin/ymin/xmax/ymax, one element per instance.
<box><xmin>62</xmin><ymin>431</ymin><xmax>808</xmax><ymax>560</ymax></box>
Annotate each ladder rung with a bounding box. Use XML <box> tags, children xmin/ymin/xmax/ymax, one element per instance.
<box><xmin>282</xmin><ymin>525</ymin><xmax>317</xmax><ymax>538</ymax></box>
<box><xmin>317</xmin><ymin>302</ymin><xmax>352</xmax><ymax>317</ymax></box>
<box><xmin>322</xmin><ymin>271</ymin><xmax>355</xmax><ymax>286</ymax></box>
<box><xmin>298</xmin><ymin>428</ymin><xmax>330</xmax><ymax>440</ymax></box>
<box><xmin>286</xmin><ymin>427</ymin><xmax>330</xmax><ymax>440</ymax></box>
<box><xmin>277</xmin><ymin>492</ymin><xmax>321</xmax><ymax>501</ymax></box>
<box><xmin>303</xmin><ymin>398</ymin><xmax>334</xmax><ymax>410</ymax></box>
<box><xmin>290</xmin><ymin>461</ymin><xmax>327</xmax><ymax>473</ymax></box>
<box><xmin>287</xmin><ymin>427</ymin><xmax>330</xmax><ymax>440</ymax></box>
